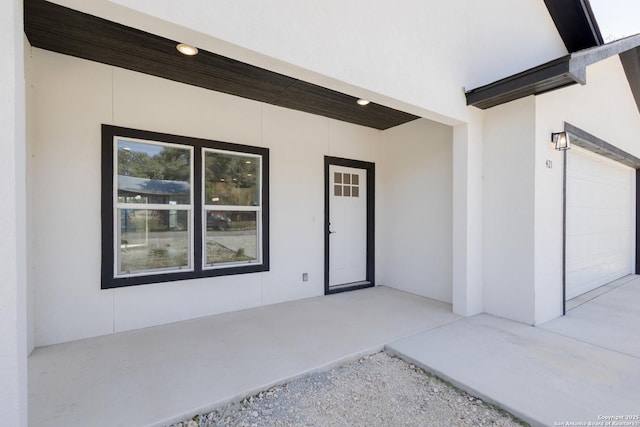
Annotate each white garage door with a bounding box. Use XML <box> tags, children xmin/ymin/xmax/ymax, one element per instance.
<box><xmin>566</xmin><ymin>146</ymin><xmax>635</xmax><ymax>300</ymax></box>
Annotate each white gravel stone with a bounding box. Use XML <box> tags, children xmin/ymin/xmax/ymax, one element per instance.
<box><xmin>170</xmin><ymin>351</ymin><xmax>527</xmax><ymax>427</ymax></box>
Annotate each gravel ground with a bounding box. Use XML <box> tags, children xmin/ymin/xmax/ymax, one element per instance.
<box><xmin>170</xmin><ymin>352</ymin><xmax>527</xmax><ymax>427</ymax></box>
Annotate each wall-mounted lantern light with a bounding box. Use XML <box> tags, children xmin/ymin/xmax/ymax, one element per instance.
<box><xmin>551</xmin><ymin>131</ymin><xmax>572</xmax><ymax>151</ymax></box>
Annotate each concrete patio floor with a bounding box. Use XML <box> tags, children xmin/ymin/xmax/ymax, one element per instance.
<box><xmin>29</xmin><ymin>279</ymin><xmax>640</xmax><ymax>427</ymax></box>
<box><xmin>28</xmin><ymin>286</ymin><xmax>460</xmax><ymax>427</ymax></box>
<box><xmin>387</xmin><ymin>275</ymin><xmax>640</xmax><ymax>427</ymax></box>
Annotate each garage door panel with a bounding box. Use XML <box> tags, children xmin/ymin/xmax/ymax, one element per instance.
<box><xmin>567</xmin><ymin>264</ymin><xmax>627</xmax><ymax>300</ymax></box>
<box><xmin>566</xmin><ymin>215</ymin><xmax>629</xmax><ymax>241</ymax></box>
<box><xmin>567</xmin><ymin>249</ymin><xmax>629</xmax><ymax>269</ymax></box>
<box><xmin>566</xmin><ymin>147</ymin><xmax>635</xmax><ymax>301</ymax></box>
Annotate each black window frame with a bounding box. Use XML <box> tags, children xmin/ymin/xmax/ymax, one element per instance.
<box><xmin>101</xmin><ymin>125</ymin><xmax>270</xmax><ymax>289</ymax></box>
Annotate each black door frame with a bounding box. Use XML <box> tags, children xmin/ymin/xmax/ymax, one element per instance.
<box><xmin>561</xmin><ymin>122</ymin><xmax>640</xmax><ymax>314</ymax></box>
<box><xmin>324</xmin><ymin>156</ymin><xmax>375</xmax><ymax>295</ymax></box>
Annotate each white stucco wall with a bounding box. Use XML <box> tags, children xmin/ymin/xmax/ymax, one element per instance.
<box><xmin>25</xmin><ymin>37</ymin><xmax>36</xmax><ymax>356</ymax></box>
<box><xmin>452</xmin><ymin>109</ymin><xmax>484</xmax><ymax>316</ymax></box>
<box><xmin>531</xmin><ymin>116</ymin><xmax>565</xmax><ymax>325</ymax></box>
<box><xmin>482</xmin><ymin>96</ymin><xmax>536</xmax><ymax>324</ymax></box>
<box><xmin>48</xmin><ymin>0</ymin><xmax>566</xmax><ymax>125</ymax></box>
<box><xmin>537</xmin><ymin>56</ymin><xmax>640</xmax><ymax>159</ymax></box>
<box><xmin>375</xmin><ymin>119</ymin><xmax>453</xmax><ymax>303</ymax></box>
<box><xmin>29</xmin><ymin>48</ymin><xmax>453</xmax><ymax>346</ymax></box>
<box><xmin>533</xmin><ymin>55</ymin><xmax>640</xmax><ymax>324</ymax></box>
<box><xmin>28</xmin><ymin>48</ymin><xmax>355</xmax><ymax>345</ymax></box>
<box><xmin>480</xmin><ymin>55</ymin><xmax>640</xmax><ymax>326</ymax></box>
<box><xmin>464</xmin><ymin>0</ymin><xmax>568</xmax><ymax>89</ymax></box>
<box><xmin>0</xmin><ymin>0</ymin><xmax>28</xmax><ymax>425</ymax></box>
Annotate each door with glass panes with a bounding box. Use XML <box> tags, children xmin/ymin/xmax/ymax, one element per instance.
<box><xmin>325</xmin><ymin>157</ymin><xmax>374</xmax><ymax>294</ymax></box>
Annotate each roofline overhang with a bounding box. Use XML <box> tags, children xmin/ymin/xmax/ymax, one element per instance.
<box><xmin>620</xmin><ymin>47</ymin><xmax>640</xmax><ymax>114</ymax></box>
<box><xmin>544</xmin><ymin>0</ymin><xmax>604</xmax><ymax>52</ymax></box>
<box><xmin>466</xmin><ymin>33</ymin><xmax>640</xmax><ymax>110</ymax></box>
<box><xmin>565</xmin><ymin>121</ymin><xmax>640</xmax><ymax>168</ymax></box>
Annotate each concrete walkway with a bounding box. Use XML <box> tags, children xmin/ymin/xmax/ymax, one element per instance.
<box><xmin>30</xmin><ymin>279</ymin><xmax>640</xmax><ymax>427</ymax></box>
<box><xmin>387</xmin><ymin>276</ymin><xmax>640</xmax><ymax>427</ymax></box>
<box><xmin>28</xmin><ymin>286</ymin><xmax>459</xmax><ymax>427</ymax></box>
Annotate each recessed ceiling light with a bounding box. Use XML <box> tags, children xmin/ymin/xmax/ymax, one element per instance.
<box><xmin>357</xmin><ymin>99</ymin><xmax>370</xmax><ymax>106</ymax></box>
<box><xmin>176</xmin><ymin>43</ymin><xmax>198</xmax><ymax>56</ymax></box>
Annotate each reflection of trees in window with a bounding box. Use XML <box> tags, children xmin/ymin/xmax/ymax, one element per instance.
<box><xmin>117</xmin><ymin>143</ymin><xmax>191</xmax><ymax>206</ymax></box>
<box><xmin>118</xmin><ymin>147</ymin><xmax>190</xmax><ymax>182</ymax></box>
<box><xmin>115</xmin><ymin>142</ymin><xmax>193</xmax><ymax>274</ymax></box>
<box><xmin>205</xmin><ymin>152</ymin><xmax>259</xmax><ymax>206</ymax></box>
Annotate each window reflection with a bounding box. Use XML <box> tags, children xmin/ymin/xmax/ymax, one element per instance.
<box><xmin>205</xmin><ymin>211</ymin><xmax>258</xmax><ymax>265</ymax></box>
<box><xmin>204</xmin><ymin>151</ymin><xmax>260</xmax><ymax>206</ymax></box>
<box><xmin>105</xmin><ymin>126</ymin><xmax>269</xmax><ymax>287</ymax></box>
<box><xmin>117</xmin><ymin>140</ymin><xmax>191</xmax><ymax>205</ymax></box>
<box><xmin>118</xmin><ymin>209</ymin><xmax>190</xmax><ymax>274</ymax></box>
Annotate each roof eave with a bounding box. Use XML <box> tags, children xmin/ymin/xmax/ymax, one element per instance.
<box><xmin>466</xmin><ymin>34</ymin><xmax>640</xmax><ymax>110</ymax></box>
<box><xmin>620</xmin><ymin>47</ymin><xmax>640</xmax><ymax>114</ymax></box>
<box><xmin>543</xmin><ymin>0</ymin><xmax>604</xmax><ymax>52</ymax></box>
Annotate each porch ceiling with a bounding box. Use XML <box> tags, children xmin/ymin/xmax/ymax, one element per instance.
<box><xmin>23</xmin><ymin>0</ymin><xmax>419</xmax><ymax>131</ymax></box>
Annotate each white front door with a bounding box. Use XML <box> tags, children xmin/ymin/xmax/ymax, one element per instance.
<box><xmin>565</xmin><ymin>146</ymin><xmax>635</xmax><ymax>300</ymax></box>
<box><xmin>329</xmin><ymin>164</ymin><xmax>368</xmax><ymax>288</ymax></box>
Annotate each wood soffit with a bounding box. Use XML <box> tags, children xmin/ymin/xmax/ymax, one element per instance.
<box><xmin>24</xmin><ymin>0</ymin><xmax>419</xmax><ymax>131</ymax></box>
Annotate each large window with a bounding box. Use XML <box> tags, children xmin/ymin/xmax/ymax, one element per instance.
<box><xmin>102</xmin><ymin>125</ymin><xmax>269</xmax><ymax>289</ymax></box>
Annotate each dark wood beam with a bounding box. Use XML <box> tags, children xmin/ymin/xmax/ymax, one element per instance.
<box><xmin>24</xmin><ymin>0</ymin><xmax>418</xmax><ymax>130</ymax></box>
<box><xmin>467</xmin><ymin>34</ymin><xmax>640</xmax><ymax>110</ymax></box>
<box><xmin>465</xmin><ymin>56</ymin><xmax>582</xmax><ymax>109</ymax></box>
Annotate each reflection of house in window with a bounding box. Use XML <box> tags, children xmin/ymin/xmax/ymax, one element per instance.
<box><xmin>118</xmin><ymin>176</ymin><xmax>190</xmax><ymax>232</ymax></box>
<box><xmin>118</xmin><ymin>176</ymin><xmax>190</xmax><ymax>204</ymax></box>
